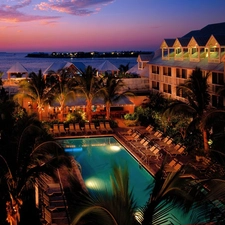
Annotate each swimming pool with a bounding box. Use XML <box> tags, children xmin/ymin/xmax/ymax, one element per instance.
<box><xmin>58</xmin><ymin>136</ymin><xmax>153</xmax><ymax>207</ymax></box>
<box><xmin>57</xmin><ymin>136</ymin><xmax>209</xmax><ymax>224</ymax></box>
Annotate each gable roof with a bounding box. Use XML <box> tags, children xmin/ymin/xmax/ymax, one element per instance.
<box><xmin>213</xmin><ymin>34</ymin><xmax>225</xmax><ymax>46</ymax></box>
<box><xmin>7</xmin><ymin>62</ymin><xmax>28</xmax><ymax>73</ymax></box>
<box><xmin>96</xmin><ymin>60</ymin><xmax>119</xmax><ymax>72</ymax></box>
<box><xmin>43</xmin><ymin>62</ymin><xmax>73</xmax><ymax>75</ymax></box>
<box><xmin>72</xmin><ymin>62</ymin><xmax>86</xmax><ymax>73</ymax></box>
<box><xmin>164</xmin><ymin>39</ymin><xmax>176</xmax><ymax>47</ymax></box>
<box><xmin>139</xmin><ymin>54</ymin><xmax>154</xmax><ymax>62</ymax></box>
<box><xmin>193</xmin><ymin>36</ymin><xmax>209</xmax><ymax>46</ymax></box>
<box><xmin>177</xmin><ymin>37</ymin><xmax>191</xmax><ymax>47</ymax></box>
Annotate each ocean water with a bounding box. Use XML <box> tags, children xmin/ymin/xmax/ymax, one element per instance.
<box><xmin>0</xmin><ymin>52</ymin><xmax>137</xmax><ymax>78</ymax></box>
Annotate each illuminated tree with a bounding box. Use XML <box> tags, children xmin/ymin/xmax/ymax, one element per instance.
<box><xmin>74</xmin><ymin>66</ymin><xmax>104</xmax><ymax>122</ymax></box>
<box><xmin>13</xmin><ymin>70</ymin><xmax>54</xmax><ymax>121</ymax></box>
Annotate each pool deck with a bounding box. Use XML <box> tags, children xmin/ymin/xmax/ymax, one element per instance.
<box><xmin>53</xmin><ymin>120</ymin><xmax>188</xmax><ymax>177</ymax></box>
<box><xmin>53</xmin><ymin>119</ymin><xmax>225</xmax><ymax>181</ymax></box>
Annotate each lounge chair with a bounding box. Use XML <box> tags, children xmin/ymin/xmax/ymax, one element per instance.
<box><xmin>85</xmin><ymin>122</ymin><xmax>92</xmax><ymax>134</ymax></box>
<box><xmin>165</xmin><ymin>138</ymin><xmax>173</xmax><ymax>145</ymax></box>
<box><xmin>99</xmin><ymin>122</ymin><xmax>108</xmax><ymax>133</ymax></box>
<box><xmin>59</xmin><ymin>124</ymin><xmax>66</xmax><ymax>136</ymax></box>
<box><xmin>164</xmin><ymin>159</ymin><xmax>178</xmax><ymax>171</ymax></box>
<box><xmin>147</xmin><ymin>130</ymin><xmax>162</xmax><ymax>140</ymax></box>
<box><xmin>124</xmin><ymin>131</ymin><xmax>140</xmax><ymax>141</ymax></box>
<box><xmin>69</xmin><ymin>123</ymin><xmax>76</xmax><ymax>135</ymax></box>
<box><xmin>141</xmin><ymin>145</ymin><xmax>156</xmax><ymax>161</ymax></box>
<box><xmin>75</xmin><ymin>123</ymin><xmax>83</xmax><ymax>135</ymax></box>
<box><xmin>146</xmin><ymin>125</ymin><xmax>154</xmax><ymax>131</ymax></box>
<box><xmin>105</xmin><ymin>122</ymin><xmax>113</xmax><ymax>133</ymax></box>
<box><xmin>162</xmin><ymin>136</ymin><xmax>170</xmax><ymax>143</ymax></box>
<box><xmin>131</xmin><ymin>138</ymin><xmax>148</xmax><ymax>149</ymax></box>
<box><xmin>121</xmin><ymin>129</ymin><xmax>133</xmax><ymax>136</ymax></box>
<box><xmin>145</xmin><ymin>147</ymin><xmax>162</xmax><ymax>161</ymax></box>
<box><xmin>138</xmin><ymin>125</ymin><xmax>154</xmax><ymax>134</ymax></box>
<box><xmin>165</xmin><ymin>161</ymin><xmax>183</xmax><ymax>173</ymax></box>
<box><xmin>168</xmin><ymin>145</ymin><xmax>187</xmax><ymax>156</ymax></box>
<box><xmin>132</xmin><ymin>133</ymin><xmax>141</xmax><ymax>142</ymax></box>
<box><xmin>53</xmin><ymin>124</ymin><xmax>60</xmax><ymax>136</ymax></box>
<box><xmin>90</xmin><ymin>123</ymin><xmax>98</xmax><ymax>134</ymax></box>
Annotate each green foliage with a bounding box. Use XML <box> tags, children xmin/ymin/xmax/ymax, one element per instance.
<box><xmin>124</xmin><ymin>112</ymin><xmax>138</xmax><ymax>121</ymax></box>
<box><xmin>66</xmin><ymin>110</ymin><xmax>86</xmax><ymax>123</ymax></box>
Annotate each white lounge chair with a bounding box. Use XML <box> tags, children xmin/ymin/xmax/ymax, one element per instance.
<box><xmin>69</xmin><ymin>123</ymin><xmax>76</xmax><ymax>135</ymax></box>
<box><xmin>99</xmin><ymin>122</ymin><xmax>108</xmax><ymax>133</ymax></box>
<box><xmin>53</xmin><ymin>124</ymin><xmax>60</xmax><ymax>136</ymax></box>
<box><xmin>165</xmin><ymin>161</ymin><xmax>183</xmax><ymax>173</ymax></box>
<box><xmin>105</xmin><ymin>122</ymin><xmax>113</xmax><ymax>133</ymax></box>
<box><xmin>90</xmin><ymin>123</ymin><xmax>97</xmax><ymax>134</ymax></box>
<box><xmin>75</xmin><ymin>123</ymin><xmax>83</xmax><ymax>135</ymax></box>
<box><xmin>59</xmin><ymin>124</ymin><xmax>66</xmax><ymax>136</ymax></box>
<box><xmin>85</xmin><ymin>123</ymin><xmax>92</xmax><ymax>134</ymax></box>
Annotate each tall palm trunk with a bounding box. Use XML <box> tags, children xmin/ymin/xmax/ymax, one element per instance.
<box><xmin>105</xmin><ymin>101</ymin><xmax>111</xmax><ymax>120</ymax></box>
<box><xmin>86</xmin><ymin>99</ymin><xmax>92</xmax><ymax>122</ymax></box>
<box><xmin>60</xmin><ymin>104</ymin><xmax>65</xmax><ymax>122</ymax></box>
<box><xmin>202</xmin><ymin>129</ymin><xmax>209</xmax><ymax>154</ymax></box>
<box><xmin>142</xmin><ymin>200</ymin><xmax>157</xmax><ymax>225</ymax></box>
<box><xmin>38</xmin><ymin>108</ymin><xmax>42</xmax><ymax>121</ymax></box>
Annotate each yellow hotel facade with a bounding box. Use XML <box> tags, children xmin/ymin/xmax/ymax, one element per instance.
<box><xmin>148</xmin><ymin>22</ymin><xmax>225</xmax><ymax>108</ymax></box>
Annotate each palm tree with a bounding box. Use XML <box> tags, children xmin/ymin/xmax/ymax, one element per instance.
<box><xmin>200</xmin><ymin>108</ymin><xmax>225</xmax><ymax>155</ymax></box>
<box><xmin>74</xmin><ymin>66</ymin><xmax>105</xmax><ymax>122</ymax></box>
<box><xmin>101</xmin><ymin>76</ymin><xmax>134</xmax><ymax>120</ymax></box>
<box><xmin>187</xmin><ymin>177</ymin><xmax>225</xmax><ymax>223</ymax></box>
<box><xmin>140</xmin><ymin>161</ymin><xmax>195</xmax><ymax>225</ymax></box>
<box><xmin>13</xmin><ymin>70</ymin><xmax>54</xmax><ymax>121</ymax></box>
<box><xmin>70</xmin><ymin>159</ymin><xmax>224</xmax><ymax>225</ymax></box>
<box><xmin>164</xmin><ymin>67</ymin><xmax>211</xmax><ymax>154</ymax></box>
<box><xmin>47</xmin><ymin>69</ymin><xmax>77</xmax><ymax>121</ymax></box>
<box><xmin>0</xmin><ymin>124</ymin><xmax>72</xmax><ymax>225</ymax></box>
<box><xmin>71</xmin><ymin>164</ymin><xmax>139</xmax><ymax>225</ymax></box>
<box><xmin>118</xmin><ymin>63</ymin><xmax>130</xmax><ymax>75</ymax></box>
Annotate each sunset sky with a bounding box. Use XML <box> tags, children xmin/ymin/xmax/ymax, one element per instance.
<box><xmin>1</xmin><ymin>0</ymin><xmax>225</xmax><ymax>53</ymax></box>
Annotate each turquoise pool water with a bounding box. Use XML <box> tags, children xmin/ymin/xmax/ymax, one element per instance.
<box><xmin>57</xmin><ymin>137</ymin><xmax>209</xmax><ymax>224</ymax></box>
<box><xmin>58</xmin><ymin>137</ymin><xmax>153</xmax><ymax>207</ymax></box>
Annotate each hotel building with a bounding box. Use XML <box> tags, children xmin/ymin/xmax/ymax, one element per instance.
<box><xmin>148</xmin><ymin>22</ymin><xmax>225</xmax><ymax>108</ymax></box>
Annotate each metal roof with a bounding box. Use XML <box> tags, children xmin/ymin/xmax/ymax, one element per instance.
<box><xmin>43</xmin><ymin>62</ymin><xmax>73</xmax><ymax>75</ymax></box>
<box><xmin>7</xmin><ymin>62</ymin><xmax>28</xmax><ymax>73</ymax></box>
<box><xmin>150</xmin><ymin>54</ymin><xmax>224</xmax><ymax>72</ymax></box>
<box><xmin>177</xmin><ymin>37</ymin><xmax>191</xmax><ymax>47</ymax></box>
<box><xmin>96</xmin><ymin>60</ymin><xmax>119</xmax><ymax>72</ymax></box>
<box><xmin>139</xmin><ymin>54</ymin><xmax>154</xmax><ymax>62</ymax></box>
<box><xmin>164</xmin><ymin>39</ymin><xmax>176</xmax><ymax>47</ymax></box>
<box><xmin>183</xmin><ymin>22</ymin><xmax>225</xmax><ymax>38</ymax></box>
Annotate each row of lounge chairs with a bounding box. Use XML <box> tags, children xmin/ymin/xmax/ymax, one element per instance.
<box><xmin>131</xmin><ymin>125</ymin><xmax>188</xmax><ymax>156</ymax></box>
<box><xmin>119</xmin><ymin>126</ymin><xmax>187</xmax><ymax>174</ymax></box>
<box><xmin>52</xmin><ymin>122</ymin><xmax>113</xmax><ymax>136</ymax></box>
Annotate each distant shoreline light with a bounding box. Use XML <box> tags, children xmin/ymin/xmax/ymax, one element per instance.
<box><xmin>26</xmin><ymin>50</ymin><xmax>153</xmax><ymax>58</ymax></box>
